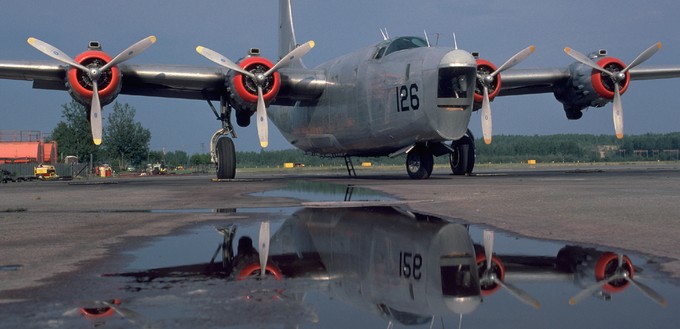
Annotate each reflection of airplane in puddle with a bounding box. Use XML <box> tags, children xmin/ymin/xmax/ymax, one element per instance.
<box><xmin>100</xmin><ymin>206</ymin><xmax>666</xmax><ymax>326</ymax></box>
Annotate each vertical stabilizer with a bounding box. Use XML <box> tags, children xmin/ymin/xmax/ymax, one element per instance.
<box><xmin>279</xmin><ymin>0</ymin><xmax>302</xmax><ymax>67</ymax></box>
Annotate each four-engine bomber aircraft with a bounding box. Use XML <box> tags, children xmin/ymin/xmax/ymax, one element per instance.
<box><xmin>2</xmin><ymin>0</ymin><xmax>680</xmax><ymax>179</ymax></box>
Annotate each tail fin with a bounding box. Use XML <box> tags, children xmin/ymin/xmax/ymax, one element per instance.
<box><xmin>279</xmin><ymin>0</ymin><xmax>304</xmax><ymax>67</ymax></box>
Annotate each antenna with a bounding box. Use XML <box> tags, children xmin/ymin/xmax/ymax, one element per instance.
<box><xmin>423</xmin><ymin>30</ymin><xmax>431</xmax><ymax>47</ymax></box>
<box><xmin>380</xmin><ymin>28</ymin><xmax>390</xmax><ymax>40</ymax></box>
<box><xmin>453</xmin><ymin>32</ymin><xmax>459</xmax><ymax>50</ymax></box>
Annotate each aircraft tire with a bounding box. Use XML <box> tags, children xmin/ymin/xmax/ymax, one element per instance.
<box><xmin>216</xmin><ymin>137</ymin><xmax>236</xmax><ymax>179</ymax></box>
<box><xmin>406</xmin><ymin>145</ymin><xmax>434</xmax><ymax>179</ymax></box>
<box><xmin>450</xmin><ymin>135</ymin><xmax>475</xmax><ymax>175</ymax></box>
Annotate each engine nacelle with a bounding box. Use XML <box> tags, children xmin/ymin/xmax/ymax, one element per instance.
<box><xmin>227</xmin><ymin>56</ymin><xmax>281</xmax><ymax>127</ymax></box>
<box><xmin>473</xmin><ymin>58</ymin><xmax>502</xmax><ymax>107</ymax></box>
<box><xmin>554</xmin><ymin>52</ymin><xmax>630</xmax><ymax>120</ymax></box>
<box><xmin>67</xmin><ymin>50</ymin><xmax>122</xmax><ymax>107</ymax></box>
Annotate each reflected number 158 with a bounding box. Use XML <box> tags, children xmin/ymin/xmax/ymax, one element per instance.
<box><xmin>399</xmin><ymin>251</ymin><xmax>422</xmax><ymax>280</ymax></box>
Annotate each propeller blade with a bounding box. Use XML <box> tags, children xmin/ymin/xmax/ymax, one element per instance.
<box><xmin>490</xmin><ymin>45</ymin><xmax>535</xmax><ymax>77</ymax></box>
<box><xmin>483</xmin><ymin>230</ymin><xmax>494</xmax><ymax>270</ymax></box>
<box><xmin>101</xmin><ymin>36</ymin><xmax>157</xmax><ymax>71</ymax></box>
<box><xmin>481</xmin><ymin>86</ymin><xmax>493</xmax><ymax>144</ymax></box>
<box><xmin>613</xmin><ymin>83</ymin><xmax>624</xmax><ymax>139</ymax></box>
<box><xmin>564</xmin><ymin>47</ymin><xmax>612</xmax><ymax>76</ymax></box>
<box><xmin>27</xmin><ymin>37</ymin><xmax>88</xmax><ymax>71</ymax></box>
<box><xmin>622</xmin><ymin>42</ymin><xmax>662</xmax><ymax>74</ymax></box>
<box><xmin>195</xmin><ymin>46</ymin><xmax>255</xmax><ymax>78</ymax></box>
<box><xmin>258</xmin><ymin>221</ymin><xmax>270</xmax><ymax>277</ymax></box>
<box><xmin>626</xmin><ymin>277</ymin><xmax>668</xmax><ymax>307</ymax></box>
<box><xmin>256</xmin><ymin>86</ymin><xmax>269</xmax><ymax>148</ymax></box>
<box><xmin>90</xmin><ymin>81</ymin><xmax>103</xmax><ymax>145</ymax></box>
<box><xmin>569</xmin><ymin>273</ymin><xmax>626</xmax><ymax>305</ymax></box>
<box><xmin>265</xmin><ymin>40</ymin><xmax>315</xmax><ymax>77</ymax></box>
<box><xmin>496</xmin><ymin>278</ymin><xmax>541</xmax><ymax>309</ymax></box>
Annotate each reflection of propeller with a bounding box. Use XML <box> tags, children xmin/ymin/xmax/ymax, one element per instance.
<box><xmin>478</xmin><ymin>46</ymin><xmax>535</xmax><ymax>144</ymax></box>
<box><xmin>564</xmin><ymin>43</ymin><xmax>661</xmax><ymax>139</ymax></box>
<box><xmin>569</xmin><ymin>253</ymin><xmax>667</xmax><ymax>306</ymax></box>
<box><xmin>27</xmin><ymin>36</ymin><xmax>157</xmax><ymax>145</ymax></box>
<box><xmin>259</xmin><ymin>221</ymin><xmax>271</xmax><ymax>277</ymax></box>
<box><xmin>196</xmin><ymin>41</ymin><xmax>315</xmax><ymax>148</ymax></box>
<box><xmin>480</xmin><ymin>230</ymin><xmax>541</xmax><ymax>309</ymax></box>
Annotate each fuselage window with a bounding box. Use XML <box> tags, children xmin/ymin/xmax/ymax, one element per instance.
<box><xmin>374</xmin><ymin>46</ymin><xmax>387</xmax><ymax>59</ymax></box>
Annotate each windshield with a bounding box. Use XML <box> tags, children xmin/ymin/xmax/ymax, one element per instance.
<box><xmin>375</xmin><ymin>36</ymin><xmax>428</xmax><ymax>59</ymax></box>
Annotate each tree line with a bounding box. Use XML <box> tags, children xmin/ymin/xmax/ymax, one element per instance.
<box><xmin>50</xmin><ymin>101</ymin><xmax>679</xmax><ymax>170</ymax></box>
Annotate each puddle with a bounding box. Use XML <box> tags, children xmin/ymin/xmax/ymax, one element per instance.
<box><xmin>2</xmin><ymin>182</ymin><xmax>678</xmax><ymax>328</ymax></box>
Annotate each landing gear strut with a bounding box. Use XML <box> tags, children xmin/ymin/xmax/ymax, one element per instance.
<box><xmin>450</xmin><ymin>130</ymin><xmax>475</xmax><ymax>175</ymax></box>
<box><xmin>208</xmin><ymin>96</ymin><xmax>237</xmax><ymax>179</ymax></box>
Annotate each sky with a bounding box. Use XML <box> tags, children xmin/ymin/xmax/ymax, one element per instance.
<box><xmin>1</xmin><ymin>0</ymin><xmax>679</xmax><ymax>154</ymax></box>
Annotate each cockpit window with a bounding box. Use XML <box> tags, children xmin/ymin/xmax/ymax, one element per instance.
<box><xmin>375</xmin><ymin>37</ymin><xmax>428</xmax><ymax>59</ymax></box>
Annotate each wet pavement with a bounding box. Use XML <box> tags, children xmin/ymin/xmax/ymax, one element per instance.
<box><xmin>1</xmin><ymin>167</ymin><xmax>679</xmax><ymax>328</ymax></box>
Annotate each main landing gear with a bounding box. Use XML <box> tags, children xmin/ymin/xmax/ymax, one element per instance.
<box><xmin>450</xmin><ymin>131</ymin><xmax>476</xmax><ymax>176</ymax></box>
<box><xmin>404</xmin><ymin>130</ymin><xmax>476</xmax><ymax>179</ymax></box>
<box><xmin>208</xmin><ymin>97</ymin><xmax>237</xmax><ymax>179</ymax></box>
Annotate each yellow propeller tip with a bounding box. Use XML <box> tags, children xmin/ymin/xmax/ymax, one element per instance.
<box><xmin>656</xmin><ymin>42</ymin><xmax>663</xmax><ymax>49</ymax></box>
<box><xmin>150</xmin><ymin>36</ymin><xmax>157</xmax><ymax>43</ymax></box>
<box><xmin>196</xmin><ymin>46</ymin><xmax>204</xmax><ymax>53</ymax></box>
<box><xmin>616</xmin><ymin>133</ymin><xmax>624</xmax><ymax>139</ymax></box>
<box><xmin>529</xmin><ymin>45</ymin><xmax>536</xmax><ymax>52</ymax></box>
<box><xmin>27</xmin><ymin>37</ymin><xmax>36</xmax><ymax>45</ymax></box>
<box><xmin>93</xmin><ymin>139</ymin><xmax>102</xmax><ymax>145</ymax></box>
<box><xmin>309</xmin><ymin>40</ymin><xmax>315</xmax><ymax>48</ymax></box>
<box><xmin>564</xmin><ymin>47</ymin><xmax>571</xmax><ymax>53</ymax></box>
<box><xmin>260</xmin><ymin>141</ymin><xmax>269</xmax><ymax>148</ymax></box>
<box><xmin>484</xmin><ymin>138</ymin><xmax>492</xmax><ymax>145</ymax></box>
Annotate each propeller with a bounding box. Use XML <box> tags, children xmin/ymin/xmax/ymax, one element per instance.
<box><xmin>564</xmin><ymin>42</ymin><xmax>662</xmax><ymax>139</ymax></box>
<box><xmin>478</xmin><ymin>46</ymin><xmax>535</xmax><ymax>144</ymax></box>
<box><xmin>480</xmin><ymin>230</ymin><xmax>541</xmax><ymax>309</ymax></box>
<box><xmin>196</xmin><ymin>40</ymin><xmax>315</xmax><ymax>148</ymax></box>
<box><xmin>258</xmin><ymin>220</ymin><xmax>271</xmax><ymax>277</ymax></box>
<box><xmin>28</xmin><ymin>36</ymin><xmax>157</xmax><ymax>145</ymax></box>
<box><xmin>569</xmin><ymin>253</ymin><xmax>667</xmax><ymax>306</ymax></box>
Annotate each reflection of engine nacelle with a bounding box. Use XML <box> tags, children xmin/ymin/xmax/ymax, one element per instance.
<box><xmin>557</xmin><ymin>246</ymin><xmax>634</xmax><ymax>299</ymax></box>
<box><xmin>227</xmin><ymin>51</ymin><xmax>281</xmax><ymax>127</ymax></box>
<box><xmin>473</xmin><ymin>58</ymin><xmax>501</xmax><ymax>109</ymax></box>
<box><xmin>67</xmin><ymin>44</ymin><xmax>122</xmax><ymax>108</ymax></box>
<box><xmin>554</xmin><ymin>50</ymin><xmax>630</xmax><ymax>120</ymax></box>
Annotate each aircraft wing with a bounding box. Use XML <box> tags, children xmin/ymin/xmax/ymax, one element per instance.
<box><xmin>498</xmin><ymin>65</ymin><xmax>680</xmax><ymax>96</ymax></box>
<box><xmin>0</xmin><ymin>60</ymin><xmax>228</xmax><ymax>101</ymax></box>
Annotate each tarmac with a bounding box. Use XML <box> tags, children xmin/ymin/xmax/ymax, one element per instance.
<box><xmin>1</xmin><ymin>162</ymin><xmax>679</xmax><ymax>304</ymax></box>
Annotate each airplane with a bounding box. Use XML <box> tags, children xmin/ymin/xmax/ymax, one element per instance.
<box><xmin>2</xmin><ymin>0</ymin><xmax>680</xmax><ymax>179</ymax></box>
<box><xmin>96</xmin><ymin>206</ymin><xmax>665</xmax><ymax>328</ymax></box>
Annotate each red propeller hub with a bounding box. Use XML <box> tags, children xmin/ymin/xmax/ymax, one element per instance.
<box><xmin>591</xmin><ymin>57</ymin><xmax>630</xmax><ymax>99</ymax></box>
<box><xmin>595</xmin><ymin>252</ymin><xmax>634</xmax><ymax>293</ymax></box>
<box><xmin>474</xmin><ymin>59</ymin><xmax>502</xmax><ymax>104</ymax></box>
<box><xmin>476</xmin><ymin>252</ymin><xmax>505</xmax><ymax>296</ymax></box>
<box><xmin>67</xmin><ymin>51</ymin><xmax>121</xmax><ymax>102</ymax></box>
<box><xmin>232</xmin><ymin>57</ymin><xmax>281</xmax><ymax>104</ymax></box>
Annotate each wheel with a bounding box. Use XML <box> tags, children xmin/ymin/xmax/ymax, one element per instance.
<box><xmin>450</xmin><ymin>135</ymin><xmax>475</xmax><ymax>175</ymax></box>
<box><xmin>216</xmin><ymin>137</ymin><xmax>236</xmax><ymax>179</ymax></box>
<box><xmin>406</xmin><ymin>145</ymin><xmax>434</xmax><ymax>179</ymax></box>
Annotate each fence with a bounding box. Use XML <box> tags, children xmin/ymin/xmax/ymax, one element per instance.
<box><xmin>1</xmin><ymin>163</ymin><xmax>88</xmax><ymax>178</ymax></box>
